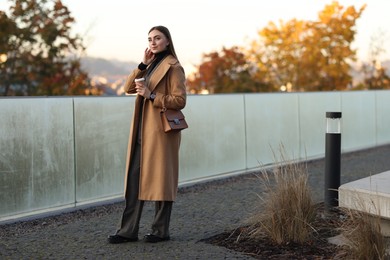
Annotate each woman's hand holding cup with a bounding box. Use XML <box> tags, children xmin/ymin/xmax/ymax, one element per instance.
<box><xmin>135</xmin><ymin>78</ymin><xmax>151</xmax><ymax>98</ymax></box>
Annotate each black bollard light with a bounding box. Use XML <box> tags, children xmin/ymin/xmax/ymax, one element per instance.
<box><xmin>324</xmin><ymin>112</ymin><xmax>342</xmax><ymax>209</ymax></box>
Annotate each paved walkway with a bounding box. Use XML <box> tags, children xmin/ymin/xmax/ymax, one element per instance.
<box><xmin>1</xmin><ymin>145</ymin><xmax>390</xmax><ymax>259</ymax></box>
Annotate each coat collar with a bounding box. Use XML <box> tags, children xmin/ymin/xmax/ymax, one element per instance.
<box><xmin>148</xmin><ymin>55</ymin><xmax>178</xmax><ymax>92</ymax></box>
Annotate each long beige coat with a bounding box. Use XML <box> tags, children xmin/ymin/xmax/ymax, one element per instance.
<box><xmin>123</xmin><ymin>55</ymin><xmax>186</xmax><ymax>201</ymax></box>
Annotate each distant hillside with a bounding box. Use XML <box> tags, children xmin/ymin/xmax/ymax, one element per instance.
<box><xmin>81</xmin><ymin>56</ymin><xmax>137</xmax><ymax>76</ymax></box>
<box><xmin>80</xmin><ymin>56</ymin><xmax>390</xmax><ymax>89</ymax></box>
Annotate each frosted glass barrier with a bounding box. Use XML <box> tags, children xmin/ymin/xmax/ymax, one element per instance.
<box><xmin>341</xmin><ymin>92</ymin><xmax>376</xmax><ymax>151</ymax></box>
<box><xmin>245</xmin><ymin>93</ymin><xmax>300</xmax><ymax>168</ymax></box>
<box><xmin>0</xmin><ymin>98</ymin><xmax>75</xmax><ymax>218</ymax></box>
<box><xmin>2</xmin><ymin>90</ymin><xmax>390</xmax><ymax>222</ymax></box>
<box><xmin>179</xmin><ymin>95</ymin><xmax>246</xmax><ymax>182</ymax></box>
<box><xmin>298</xmin><ymin>92</ymin><xmax>341</xmax><ymax>158</ymax></box>
<box><xmin>74</xmin><ymin>97</ymin><xmax>134</xmax><ymax>203</ymax></box>
<box><xmin>376</xmin><ymin>91</ymin><xmax>390</xmax><ymax>144</ymax></box>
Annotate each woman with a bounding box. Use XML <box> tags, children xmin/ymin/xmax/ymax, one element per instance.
<box><xmin>108</xmin><ymin>26</ymin><xmax>186</xmax><ymax>244</ymax></box>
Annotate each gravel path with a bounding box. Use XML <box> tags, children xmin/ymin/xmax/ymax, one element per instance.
<box><xmin>1</xmin><ymin>145</ymin><xmax>390</xmax><ymax>259</ymax></box>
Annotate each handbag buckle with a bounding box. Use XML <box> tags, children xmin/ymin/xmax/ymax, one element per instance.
<box><xmin>173</xmin><ymin>118</ymin><xmax>180</xmax><ymax>125</ymax></box>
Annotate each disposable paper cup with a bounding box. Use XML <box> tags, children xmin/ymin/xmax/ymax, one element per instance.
<box><xmin>134</xmin><ymin>78</ymin><xmax>145</xmax><ymax>82</ymax></box>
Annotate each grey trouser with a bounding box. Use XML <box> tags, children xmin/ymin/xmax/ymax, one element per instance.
<box><xmin>116</xmin><ymin>141</ymin><xmax>173</xmax><ymax>239</ymax></box>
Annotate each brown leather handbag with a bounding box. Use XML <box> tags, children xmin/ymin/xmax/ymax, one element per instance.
<box><xmin>160</xmin><ymin>108</ymin><xmax>188</xmax><ymax>133</ymax></box>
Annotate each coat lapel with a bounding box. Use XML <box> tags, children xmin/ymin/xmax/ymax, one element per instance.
<box><xmin>148</xmin><ymin>55</ymin><xmax>177</xmax><ymax>92</ymax></box>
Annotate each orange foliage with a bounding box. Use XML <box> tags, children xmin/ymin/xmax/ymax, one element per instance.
<box><xmin>250</xmin><ymin>1</ymin><xmax>366</xmax><ymax>91</ymax></box>
<box><xmin>189</xmin><ymin>1</ymin><xmax>367</xmax><ymax>93</ymax></box>
<box><xmin>0</xmin><ymin>0</ymin><xmax>95</xmax><ymax>96</ymax></box>
<box><xmin>187</xmin><ymin>46</ymin><xmax>271</xmax><ymax>93</ymax></box>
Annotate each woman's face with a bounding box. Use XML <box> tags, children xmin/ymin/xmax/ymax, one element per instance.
<box><xmin>148</xmin><ymin>29</ymin><xmax>169</xmax><ymax>54</ymax></box>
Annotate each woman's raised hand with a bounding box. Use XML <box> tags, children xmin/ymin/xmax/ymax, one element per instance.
<box><xmin>143</xmin><ymin>48</ymin><xmax>155</xmax><ymax>65</ymax></box>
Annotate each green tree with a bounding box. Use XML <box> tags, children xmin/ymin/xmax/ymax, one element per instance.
<box><xmin>0</xmin><ymin>0</ymin><xmax>96</xmax><ymax>96</ymax></box>
<box><xmin>187</xmin><ymin>46</ymin><xmax>269</xmax><ymax>94</ymax></box>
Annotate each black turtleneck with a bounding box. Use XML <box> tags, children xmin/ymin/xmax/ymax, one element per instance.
<box><xmin>138</xmin><ymin>50</ymin><xmax>169</xmax><ymax>77</ymax></box>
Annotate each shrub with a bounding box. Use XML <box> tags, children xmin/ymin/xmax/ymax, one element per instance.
<box><xmin>248</xmin><ymin>150</ymin><xmax>316</xmax><ymax>245</ymax></box>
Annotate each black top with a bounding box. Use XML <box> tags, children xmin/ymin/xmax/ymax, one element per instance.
<box><xmin>138</xmin><ymin>50</ymin><xmax>169</xmax><ymax>76</ymax></box>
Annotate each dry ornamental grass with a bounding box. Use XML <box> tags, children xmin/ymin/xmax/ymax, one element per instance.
<box><xmin>248</xmin><ymin>160</ymin><xmax>316</xmax><ymax>245</ymax></box>
<box><xmin>204</xmin><ymin>146</ymin><xmax>390</xmax><ymax>259</ymax></box>
<box><xmin>340</xmin><ymin>204</ymin><xmax>388</xmax><ymax>259</ymax></box>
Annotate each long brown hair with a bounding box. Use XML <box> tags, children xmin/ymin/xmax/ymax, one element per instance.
<box><xmin>148</xmin><ymin>25</ymin><xmax>179</xmax><ymax>61</ymax></box>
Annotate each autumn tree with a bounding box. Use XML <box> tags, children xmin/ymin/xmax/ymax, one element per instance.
<box><xmin>358</xmin><ymin>30</ymin><xmax>390</xmax><ymax>89</ymax></box>
<box><xmin>249</xmin><ymin>18</ymin><xmax>307</xmax><ymax>92</ymax></box>
<box><xmin>363</xmin><ymin>64</ymin><xmax>390</xmax><ymax>89</ymax></box>
<box><xmin>249</xmin><ymin>1</ymin><xmax>366</xmax><ymax>91</ymax></box>
<box><xmin>187</xmin><ymin>46</ymin><xmax>269</xmax><ymax>94</ymax></box>
<box><xmin>0</xmin><ymin>0</ymin><xmax>96</xmax><ymax>96</ymax></box>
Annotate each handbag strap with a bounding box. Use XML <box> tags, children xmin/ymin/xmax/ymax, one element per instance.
<box><xmin>161</xmin><ymin>97</ymin><xmax>167</xmax><ymax>112</ymax></box>
<box><xmin>161</xmin><ymin>76</ymin><xmax>169</xmax><ymax>112</ymax></box>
